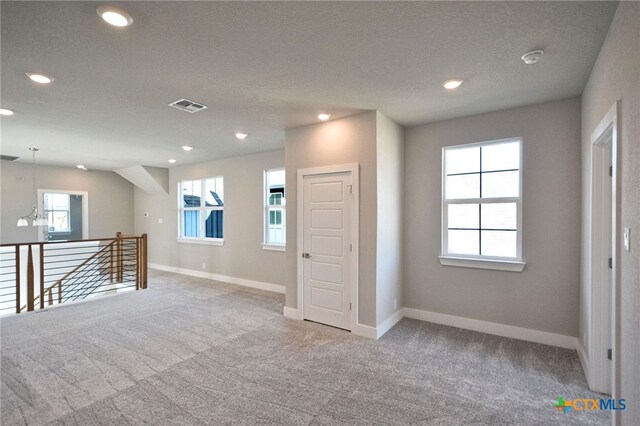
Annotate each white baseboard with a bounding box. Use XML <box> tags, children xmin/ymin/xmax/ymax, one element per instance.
<box><xmin>283</xmin><ymin>306</ymin><xmax>302</xmax><ymax>320</ymax></box>
<box><xmin>376</xmin><ymin>309</ymin><xmax>404</xmax><ymax>339</ymax></box>
<box><xmin>576</xmin><ymin>340</ymin><xmax>592</xmax><ymax>388</ymax></box>
<box><xmin>149</xmin><ymin>263</ymin><xmax>285</xmax><ymax>294</ymax></box>
<box><xmin>351</xmin><ymin>323</ymin><xmax>378</xmax><ymax>339</ymax></box>
<box><xmin>402</xmin><ymin>307</ymin><xmax>577</xmax><ymax>350</ymax></box>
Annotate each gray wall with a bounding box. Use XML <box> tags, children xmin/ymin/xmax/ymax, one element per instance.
<box><xmin>376</xmin><ymin>112</ymin><xmax>404</xmax><ymax>325</ymax></box>
<box><xmin>580</xmin><ymin>2</ymin><xmax>639</xmax><ymax>423</ymax></box>
<box><xmin>134</xmin><ymin>150</ymin><xmax>286</xmax><ymax>287</ymax></box>
<box><xmin>1</xmin><ymin>161</ymin><xmax>134</xmax><ymax>243</ymax></box>
<box><xmin>404</xmin><ymin>97</ymin><xmax>582</xmax><ymax>337</ymax></box>
<box><xmin>285</xmin><ymin>111</ymin><xmax>378</xmax><ymax>326</ymax></box>
<box><xmin>68</xmin><ymin>195</ymin><xmax>83</xmax><ymax>240</ymax></box>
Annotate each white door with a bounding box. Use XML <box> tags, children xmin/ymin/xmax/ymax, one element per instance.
<box><xmin>302</xmin><ymin>172</ymin><xmax>352</xmax><ymax>330</ymax></box>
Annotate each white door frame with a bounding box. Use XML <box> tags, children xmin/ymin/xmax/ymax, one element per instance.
<box><xmin>588</xmin><ymin>102</ymin><xmax>619</xmax><ymax>396</ymax></box>
<box><xmin>37</xmin><ymin>189</ymin><xmax>89</xmax><ymax>241</ymax></box>
<box><xmin>297</xmin><ymin>163</ymin><xmax>359</xmax><ymax>331</ymax></box>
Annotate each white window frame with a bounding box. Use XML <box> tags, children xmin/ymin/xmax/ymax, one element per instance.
<box><xmin>262</xmin><ymin>168</ymin><xmax>286</xmax><ymax>251</ymax></box>
<box><xmin>44</xmin><ymin>193</ymin><xmax>71</xmax><ymax>234</ymax></box>
<box><xmin>177</xmin><ymin>176</ymin><xmax>224</xmax><ymax>246</ymax></box>
<box><xmin>439</xmin><ymin>137</ymin><xmax>526</xmax><ymax>272</ymax></box>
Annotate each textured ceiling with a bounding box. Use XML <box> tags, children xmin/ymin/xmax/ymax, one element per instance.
<box><xmin>1</xmin><ymin>1</ymin><xmax>617</xmax><ymax>170</ymax></box>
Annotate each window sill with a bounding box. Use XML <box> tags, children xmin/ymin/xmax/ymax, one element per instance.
<box><xmin>438</xmin><ymin>256</ymin><xmax>525</xmax><ymax>272</ymax></box>
<box><xmin>177</xmin><ymin>238</ymin><xmax>224</xmax><ymax>246</ymax></box>
<box><xmin>262</xmin><ymin>244</ymin><xmax>285</xmax><ymax>252</ymax></box>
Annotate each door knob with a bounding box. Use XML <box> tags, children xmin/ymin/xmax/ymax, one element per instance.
<box><xmin>302</xmin><ymin>253</ymin><xmax>311</xmax><ymax>258</ymax></box>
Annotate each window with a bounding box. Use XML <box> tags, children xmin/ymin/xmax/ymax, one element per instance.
<box><xmin>440</xmin><ymin>138</ymin><xmax>525</xmax><ymax>271</ymax></box>
<box><xmin>178</xmin><ymin>177</ymin><xmax>224</xmax><ymax>244</ymax></box>
<box><xmin>44</xmin><ymin>193</ymin><xmax>70</xmax><ymax>233</ymax></box>
<box><xmin>263</xmin><ymin>169</ymin><xmax>285</xmax><ymax>250</ymax></box>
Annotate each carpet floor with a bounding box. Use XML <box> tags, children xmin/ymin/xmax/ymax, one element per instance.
<box><xmin>1</xmin><ymin>270</ymin><xmax>608</xmax><ymax>425</ymax></box>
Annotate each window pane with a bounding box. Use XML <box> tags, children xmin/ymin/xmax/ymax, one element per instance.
<box><xmin>204</xmin><ymin>210</ymin><xmax>223</xmax><ymax>238</ymax></box>
<box><xmin>182</xmin><ymin>180</ymin><xmax>202</xmax><ymax>207</ymax></box>
<box><xmin>182</xmin><ymin>210</ymin><xmax>200</xmax><ymax>237</ymax></box>
<box><xmin>481</xmin><ymin>203</ymin><xmax>517</xmax><ymax>229</ymax></box>
<box><xmin>448</xmin><ymin>204</ymin><xmax>479</xmax><ymax>229</ymax></box>
<box><xmin>482</xmin><ymin>171</ymin><xmax>519</xmax><ymax>198</ymax></box>
<box><xmin>51</xmin><ymin>194</ymin><xmax>70</xmax><ymax>210</ymax></box>
<box><xmin>267</xmin><ymin>209</ymin><xmax>285</xmax><ymax>244</ymax></box>
<box><xmin>481</xmin><ymin>230</ymin><xmax>516</xmax><ymax>257</ymax></box>
<box><xmin>52</xmin><ymin>211</ymin><xmax>69</xmax><ymax>232</ymax></box>
<box><xmin>205</xmin><ymin>177</ymin><xmax>224</xmax><ymax>207</ymax></box>
<box><xmin>269</xmin><ymin>191</ymin><xmax>284</xmax><ymax>206</ymax></box>
<box><xmin>267</xmin><ymin>169</ymin><xmax>285</xmax><ymax>187</ymax></box>
<box><xmin>482</xmin><ymin>141</ymin><xmax>520</xmax><ymax>172</ymax></box>
<box><xmin>445</xmin><ymin>147</ymin><xmax>480</xmax><ymax>175</ymax></box>
<box><xmin>448</xmin><ymin>230</ymin><xmax>479</xmax><ymax>255</ymax></box>
<box><xmin>446</xmin><ymin>174</ymin><xmax>480</xmax><ymax>199</ymax></box>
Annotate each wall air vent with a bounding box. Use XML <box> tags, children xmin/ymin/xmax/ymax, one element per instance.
<box><xmin>0</xmin><ymin>155</ymin><xmax>20</xmax><ymax>161</ymax></box>
<box><xmin>168</xmin><ymin>98</ymin><xmax>208</xmax><ymax>113</ymax></box>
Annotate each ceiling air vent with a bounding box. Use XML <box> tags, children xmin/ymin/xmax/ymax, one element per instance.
<box><xmin>168</xmin><ymin>98</ymin><xmax>208</xmax><ymax>113</ymax></box>
<box><xmin>0</xmin><ymin>155</ymin><xmax>20</xmax><ymax>161</ymax></box>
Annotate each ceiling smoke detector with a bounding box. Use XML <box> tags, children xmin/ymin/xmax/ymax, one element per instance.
<box><xmin>521</xmin><ymin>49</ymin><xmax>544</xmax><ymax>65</ymax></box>
<box><xmin>168</xmin><ymin>99</ymin><xmax>208</xmax><ymax>113</ymax></box>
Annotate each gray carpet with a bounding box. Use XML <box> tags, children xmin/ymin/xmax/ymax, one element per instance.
<box><xmin>1</xmin><ymin>270</ymin><xmax>608</xmax><ymax>425</ymax></box>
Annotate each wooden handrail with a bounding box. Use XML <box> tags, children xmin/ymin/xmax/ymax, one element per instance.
<box><xmin>11</xmin><ymin>232</ymin><xmax>148</xmax><ymax>314</ymax></box>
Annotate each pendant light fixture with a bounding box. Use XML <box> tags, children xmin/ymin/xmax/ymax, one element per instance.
<box><xmin>17</xmin><ymin>148</ymin><xmax>49</xmax><ymax>227</ymax></box>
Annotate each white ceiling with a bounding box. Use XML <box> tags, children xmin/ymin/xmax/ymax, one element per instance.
<box><xmin>1</xmin><ymin>1</ymin><xmax>617</xmax><ymax>170</ymax></box>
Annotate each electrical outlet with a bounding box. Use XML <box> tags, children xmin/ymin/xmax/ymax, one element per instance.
<box><xmin>158</xmin><ymin>218</ymin><xmax>163</xmax><ymax>224</ymax></box>
<box><xmin>202</xmin><ymin>263</ymin><xmax>206</xmax><ymax>270</ymax></box>
<box><xmin>394</xmin><ymin>299</ymin><xmax>398</xmax><ymax>310</ymax></box>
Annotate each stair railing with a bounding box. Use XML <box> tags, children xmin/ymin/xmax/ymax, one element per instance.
<box><xmin>0</xmin><ymin>233</ymin><xmax>147</xmax><ymax>317</ymax></box>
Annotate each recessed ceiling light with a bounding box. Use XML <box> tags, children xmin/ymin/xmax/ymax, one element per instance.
<box><xmin>318</xmin><ymin>113</ymin><xmax>331</xmax><ymax>121</ymax></box>
<box><xmin>234</xmin><ymin>132</ymin><xmax>248</xmax><ymax>140</ymax></box>
<box><xmin>26</xmin><ymin>73</ymin><xmax>53</xmax><ymax>84</ymax></box>
<box><xmin>168</xmin><ymin>159</ymin><xmax>177</xmax><ymax>163</ymax></box>
<box><xmin>443</xmin><ymin>79</ymin><xmax>463</xmax><ymax>90</ymax></box>
<box><xmin>0</xmin><ymin>108</ymin><xmax>14</xmax><ymax>116</ymax></box>
<box><xmin>181</xmin><ymin>145</ymin><xmax>193</xmax><ymax>151</ymax></box>
<box><xmin>96</xmin><ymin>6</ymin><xmax>133</xmax><ymax>27</ymax></box>
<box><xmin>77</xmin><ymin>164</ymin><xmax>85</xmax><ymax>169</ymax></box>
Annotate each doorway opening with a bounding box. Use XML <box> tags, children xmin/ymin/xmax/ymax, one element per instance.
<box><xmin>37</xmin><ymin>190</ymin><xmax>89</xmax><ymax>242</ymax></box>
<box><xmin>588</xmin><ymin>102</ymin><xmax>619</xmax><ymax>397</ymax></box>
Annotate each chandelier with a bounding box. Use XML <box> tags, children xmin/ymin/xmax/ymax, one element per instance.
<box><xmin>17</xmin><ymin>148</ymin><xmax>49</xmax><ymax>227</ymax></box>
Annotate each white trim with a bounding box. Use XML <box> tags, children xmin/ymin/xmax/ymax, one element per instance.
<box><xmin>351</xmin><ymin>323</ymin><xmax>378</xmax><ymax>339</ymax></box>
<box><xmin>37</xmin><ymin>189</ymin><xmax>89</xmax><ymax>241</ymax></box>
<box><xmin>262</xmin><ymin>243</ymin><xmax>285</xmax><ymax>252</ymax></box>
<box><xmin>177</xmin><ymin>238</ymin><xmax>224</xmax><ymax>246</ymax></box>
<box><xmin>402</xmin><ymin>307</ymin><xmax>577</xmax><ymax>350</ymax></box>
<box><xmin>296</xmin><ymin>163</ymin><xmax>359</xmax><ymax>332</ymax></box>
<box><xmin>376</xmin><ymin>309</ymin><xmax>404</xmax><ymax>338</ymax></box>
<box><xmin>577</xmin><ymin>340</ymin><xmax>592</xmax><ymax>388</ymax></box>
<box><xmin>587</xmin><ymin>101</ymin><xmax>619</xmax><ymax>396</ymax></box>
<box><xmin>438</xmin><ymin>256</ymin><xmax>526</xmax><ymax>272</ymax></box>
<box><xmin>149</xmin><ymin>263</ymin><xmax>285</xmax><ymax>294</ymax></box>
<box><xmin>283</xmin><ymin>306</ymin><xmax>302</xmax><ymax>320</ymax></box>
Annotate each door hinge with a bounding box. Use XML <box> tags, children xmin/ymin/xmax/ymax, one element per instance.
<box><xmin>346</xmin><ymin>184</ymin><xmax>353</xmax><ymax>194</ymax></box>
<box><xmin>609</xmin><ymin>165</ymin><xmax>613</xmax><ymax>177</ymax></box>
<box><xmin>608</xmin><ymin>257</ymin><xmax>613</xmax><ymax>269</ymax></box>
<box><xmin>608</xmin><ymin>348</ymin><xmax>612</xmax><ymax>360</ymax></box>
<box><xmin>349</xmin><ymin>302</ymin><xmax>352</xmax><ymax>311</ymax></box>
<box><xmin>350</xmin><ymin>243</ymin><xmax>353</xmax><ymax>252</ymax></box>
